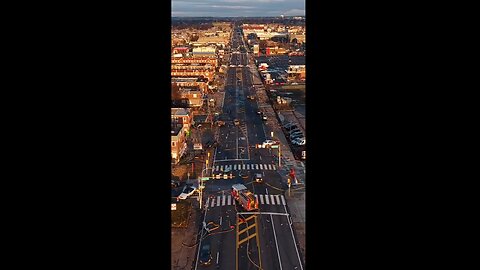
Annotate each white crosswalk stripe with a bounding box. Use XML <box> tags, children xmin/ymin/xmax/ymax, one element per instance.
<box><xmin>259</xmin><ymin>164</ymin><xmax>263</xmax><ymax>170</ymax></box>
<box><xmin>217</xmin><ymin>196</ymin><xmax>221</xmax><ymax>206</ymax></box>
<box><xmin>222</xmin><ymin>195</ymin><xmax>226</xmax><ymax>206</ymax></box>
<box><xmin>227</xmin><ymin>195</ymin><xmax>231</xmax><ymax>205</ymax></box>
<box><xmin>280</xmin><ymin>195</ymin><xmax>286</xmax><ymax>205</ymax></box>
<box><xmin>272</xmin><ymin>165</ymin><xmax>276</xmax><ymax>170</ymax></box>
<box><xmin>211</xmin><ymin>198</ymin><xmax>215</xmax><ymax>208</ymax></box>
<box><xmin>255</xmin><ymin>164</ymin><xmax>259</xmax><ymax>170</ymax></box>
<box><xmin>234</xmin><ymin>164</ymin><xmax>237</xmax><ymax>170</ymax></box>
<box><xmin>215</xmin><ymin>165</ymin><xmax>219</xmax><ymax>171</ymax></box>
<box><xmin>267</xmin><ymin>164</ymin><xmax>272</xmax><ymax>170</ymax></box>
<box><xmin>220</xmin><ymin>165</ymin><xmax>224</xmax><ymax>171</ymax></box>
<box><xmin>247</xmin><ymin>164</ymin><xmax>250</xmax><ymax>170</ymax></box>
<box><xmin>275</xmin><ymin>195</ymin><xmax>281</xmax><ymax>205</ymax></box>
<box><xmin>243</xmin><ymin>164</ymin><xmax>246</xmax><ymax>170</ymax></box>
<box><xmin>270</xmin><ymin>195</ymin><xmax>276</xmax><ymax>205</ymax></box>
<box><xmin>254</xmin><ymin>195</ymin><xmax>258</xmax><ymax>202</ymax></box>
<box><xmin>265</xmin><ymin>195</ymin><xmax>270</xmax><ymax>204</ymax></box>
<box><xmin>259</xmin><ymin>194</ymin><xmax>264</xmax><ymax>204</ymax></box>
<box><xmin>206</xmin><ymin>198</ymin><xmax>210</xmax><ymax>209</ymax></box>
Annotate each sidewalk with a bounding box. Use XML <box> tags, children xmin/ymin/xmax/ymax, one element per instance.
<box><xmin>171</xmin><ymin>204</ymin><xmax>201</xmax><ymax>270</ymax></box>
<box><xmin>285</xmin><ymin>190</ymin><xmax>306</xmax><ymax>264</ymax></box>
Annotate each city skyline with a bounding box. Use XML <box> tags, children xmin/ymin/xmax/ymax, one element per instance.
<box><xmin>172</xmin><ymin>0</ymin><xmax>305</xmax><ymax>17</ymax></box>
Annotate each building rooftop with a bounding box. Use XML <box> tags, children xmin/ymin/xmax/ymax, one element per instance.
<box><xmin>289</xmin><ymin>56</ymin><xmax>305</xmax><ymax>66</ymax></box>
<box><xmin>171</xmin><ymin>108</ymin><xmax>189</xmax><ymax>117</ymax></box>
<box><xmin>171</xmin><ymin>124</ymin><xmax>182</xmax><ymax>136</ymax></box>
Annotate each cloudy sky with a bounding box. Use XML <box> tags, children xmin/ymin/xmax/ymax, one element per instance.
<box><xmin>172</xmin><ymin>0</ymin><xmax>305</xmax><ymax>17</ymax></box>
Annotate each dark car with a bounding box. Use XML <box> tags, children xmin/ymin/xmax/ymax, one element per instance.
<box><xmin>199</xmin><ymin>240</ymin><xmax>213</xmax><ymax>266</ymax></box>
<box><xmin>171</xmin><ymin>180</ymin><xmax>180</xmax><ymax>188</ymax></box>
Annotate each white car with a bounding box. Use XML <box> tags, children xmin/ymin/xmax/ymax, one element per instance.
<box><xmin>292</xmin><ymin>138</ymin><xmax>306</xmax><ymax>146</ymax></box>
<box><xmin>262</xmin><ymin>140</ymin><xmax>277</xmax><ymax>147</ymax></box>
<box><xmin>177</xmin><ymin>185</ymin><xmax>197</xmax><ymax>200</ymax></box>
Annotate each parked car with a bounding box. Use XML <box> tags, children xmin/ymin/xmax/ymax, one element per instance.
<box><xmin>288</xmin><ymin>128</ymin><xmax>301</xmax><ymax>135</ymax></box>
<box><xmin>262</xmin><ymin>115</ymin><xmax>268</xmax><ymax>121</ymax></box>
<box><xmin>283</xmin><ymin>122</ymin><xmax>295</xmax><ymax>128</ymax></box>
<box><xmin>254</xmin><ymin>173</ymin><xmax>263</xmax><ymax>183</ymax></box>
<box><xmin>234</xmin><ymin>119</ymin><xmax>240</xmax><ymax>126</ymax></box>
<box><xmin>199</xmin><ymin>240</ymin><xmax>213</xmax><ymax>266</ymax></box>
<box><xmin>293</xmin><ymin>138</ymin><xmax>306</xmax><ymax>146</ymax></box>
<box><xmin>290</xmin><ymin>133</ymin><xmax>304</xmax><ymax>140</ymax></box>
<box><xmin>285</xmin><ymin>125</ymin><xmax>298</xmax><ymax>132</ymax></box>
<box><xmin>257</xmin><ymin>110</ymin><xmax>262</xmax><ymax>115</ymax></box>
<box><xmin>177</xmin><ymin>185</ymin><xmax>197</xmax><ymax>200</ymax></box>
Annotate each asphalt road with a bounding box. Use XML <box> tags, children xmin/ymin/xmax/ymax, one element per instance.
<box><xmin>194</xmin><ymin>28</ymin><xmax>304</xmax><ymax>270</ymax></box>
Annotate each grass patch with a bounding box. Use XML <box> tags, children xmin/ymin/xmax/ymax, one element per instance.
<box><xmin>171</xmin><ymin>201</ymin><xmax>191</xmax><ymax>228</ymax></box>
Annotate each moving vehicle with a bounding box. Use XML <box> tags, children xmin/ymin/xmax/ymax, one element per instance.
<box><xmin>177</xmin><ymin>185</ymin><xmax>197</xmax><ymax>200</ymax></box>
<box><xmin>254</xmin><ymin>173</ymin><xmax>263</xmax><ymax>183</ymax></box>
<box><xmin>262</xmin><ymin>140</ymin><xmax>277</xmax><ymax>147</ymax></box>
<box><xmin>262</xmin><ymin>114</ymin><xmax>267</xmax><ymax>121</ymax></box>
<box><xmin>231</xmin><ymin>184</ymin><xmax>258</xmax><ymax>211</ymax></box>
<box><xmin>257</xmin><ymin>110</ymin><xmax>262</xmax><ymax>115</ymax></box>
<box><xmin>199</xmin><ymin>240</ymin><xmax>213</xmax><ymax>266</ymax></box>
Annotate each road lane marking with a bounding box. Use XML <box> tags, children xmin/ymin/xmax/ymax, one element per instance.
<box><xmin>265</xmin><ymin>195</ymin><xmax>270</xmax><ymax>204</ymax></box>
<box><xmin>259</xmin><ymin>194</ymin><xmax>264</xmax><ymax>204</ymax></box>
<box><xmin>280</xmin><ymin>195</ymin><xmax>286</xmax><ymax>205</ymax></box>
<box><xmin>275</xmin><ymin>195</ymin><xmax>281</xmax><ymax>205</ymax></box>
<box><xmin>260</xmin><ymin>164</ymin><xmax>264</xmax><ymax>170</ymax></box>
<box><xmin>227</xmin><ymin>195</ymin><xmax>231</xmax><ymax>205</ymax></box>
<box><xmin>270</xmin><ymin>215</ymin><xmax>283</xmax><ymax>270</ymax></box>
<box><xmin>216</xmin><ymin>251</ymin><xmax>219</xmax><ymax>264</ymax></box>
<box><xmin>222</xmin><ymin>195</ymin><xmax>226</xmax><ymax>206</ymax></box>
<box><xmin>270</xmin><ymin>195</ymin><xmax>276</xmax><ymax>205</ymax></box>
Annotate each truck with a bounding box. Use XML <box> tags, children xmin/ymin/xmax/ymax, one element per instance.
<box><xmin>231</xmin><ymin>184</ymin><xmax>259</xmax><ymax>211</ymax></box>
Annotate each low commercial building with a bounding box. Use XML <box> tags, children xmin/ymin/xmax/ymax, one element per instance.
<box><xmin>171</xmin><ymin>77</ymin><xmax>209</xmax><ymax>93</ymax></box>
<box><xmin>287</xmin><ymin>56</ymin><xmax>306</xmax><ymax>81</ymax></box>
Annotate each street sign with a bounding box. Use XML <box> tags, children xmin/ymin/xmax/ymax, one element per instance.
<box><xmin>271</xmin><ymin>145</ymin><xmax>279</xmax><ymax>149</ymax></box>
<box><xmin>201</xmin><ymin>177</ymin><xmax>210</xmax><ymax>181</ymax></box>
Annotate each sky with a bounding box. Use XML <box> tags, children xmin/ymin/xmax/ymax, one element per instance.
<box><xmin>172</xmin><ymin>0</ymin><xmax>305</xmax><ymax>17</ymax></box>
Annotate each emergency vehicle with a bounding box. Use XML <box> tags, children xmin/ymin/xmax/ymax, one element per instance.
<box><xmin>231</xmin><ymin>184</ymin><xmax>259</xmax><ymax>211</ymax></box>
